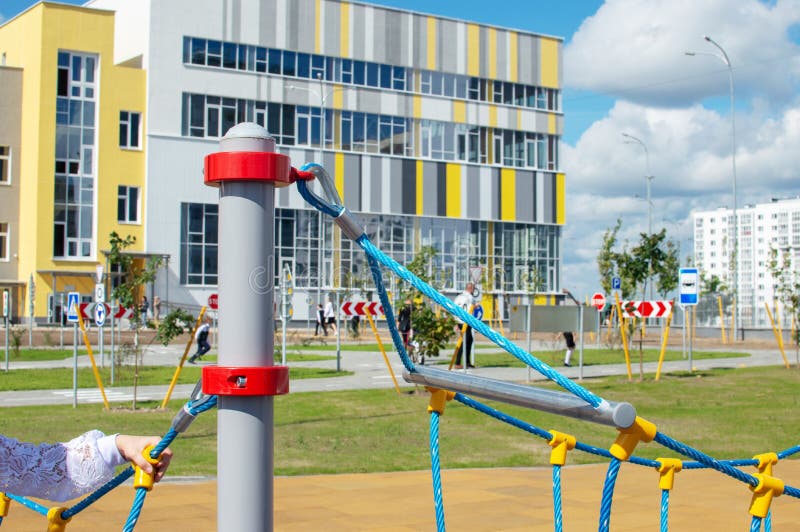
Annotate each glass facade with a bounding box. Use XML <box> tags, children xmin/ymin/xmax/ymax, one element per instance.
<box><xmin>54</xmin><ymin>51</ymin><xmax>97</xmax><ymax>259</ymax></box>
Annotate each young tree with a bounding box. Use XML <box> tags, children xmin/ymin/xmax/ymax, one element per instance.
<box><xmin>397</xmin><ymin>246</ymin><xmax>457</xmax><ymax>359</ymax></box>
<box><xmin>768</xmin><ymin>246</ymin><xmax>800</xmax><ymax>364</ymax></box>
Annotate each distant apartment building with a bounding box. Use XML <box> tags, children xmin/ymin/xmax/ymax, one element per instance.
<box><xmin>693</xmin><ymin>197</ymin><xmax>800</xmax><ymax>327</ymax></box>
<box><xmin>1</xmin><ymin>0</ymin><xmax>566</xmax><ymax>323</ymax></box>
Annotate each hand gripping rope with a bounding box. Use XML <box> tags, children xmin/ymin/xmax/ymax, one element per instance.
<box><xmin>293</xmin><ymin>162</ymin><xmax>800</xmax><ymax>531</ymax></box>
<box><xmin>0</xmin><ymin>381</ymin><xmax>217</xmax><ymax>532</ymax></box>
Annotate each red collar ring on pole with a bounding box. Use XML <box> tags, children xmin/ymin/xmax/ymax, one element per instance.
<box><xmin>204</xmin><ymin>151</ymin><xmax>315</xmax><ymax>187</ymax></box>
<box><xmin>202</xmin><ymin>366</ymin><xmax>289</xmax><ymax>396</ymax></box>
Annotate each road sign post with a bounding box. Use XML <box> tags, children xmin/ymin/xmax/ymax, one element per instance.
<box><xmin>67</xmin><ymin>292</ymin><xmax>79</xmax><ymax>408</ymax></box>
<box><xmin>3</xmin><ymin>290</ymin><xmax>10</xmax><ymax>372</ymax></box>
<box><xmin>679</xmin><ymin>267</ymin><xmax>699</xmax><ymax>371</ymax></box>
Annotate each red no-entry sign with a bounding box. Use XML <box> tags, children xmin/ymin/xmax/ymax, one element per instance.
<box><xmin>591</xmin><ymin>292</ymin><xmax>606</xmax><ymax>310</ymax></box>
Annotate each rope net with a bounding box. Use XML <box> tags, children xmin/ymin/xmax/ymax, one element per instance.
<box><xmin>297</xmin><ymin>164</ymin><xmax>799</xmax><ymax>531</ymax></box>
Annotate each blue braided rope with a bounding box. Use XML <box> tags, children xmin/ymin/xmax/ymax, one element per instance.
<box><xmin>296</xmin><ymin>165</ymin><xmax>341</xmax><ymax>217</ymax></box>
<box><xmin>682</xmin><ymin>458</ymin><xmax>757</xmax><ymax>470</ymax></box>
<box><xmin>552</xmin><ymin>465</ymin><xmax>564</xmax><ymax>532</ymax></box>
<box><xmin>765</xmin><ymin>510</ymin><xmax>772</xmax><ymax>532</ymax></box>
<box><xmin>778</xmin><ymin>445</ymin><xmax>800</xmax><ymax>459</ymax></box>
<box><xmin>5</xmin><ymin>493</ymin><xmax>48</xmax><ymax>515</ymax></box>
<box><xmin>653</xmin><ymin>432</ymin><xmax>758</xmax><ymax>487</ymax></box>
<box><xmin>62</xmin><ymin>466</ymin><xmax>134</xmax><ymax>518</ymax></box>
<box><xmin>357</xmin><ymin>237</ymin><xmax>605</xmax><ymax>408</ymax></box>
<box><xmin>750</xmin><ymin>514</ymin><xmax>762</xmax><ymax>532</ymax></box>
<box><xmin>660</xmin><ymin>489</ymin><xmax>669</xmax><ymax>532</ymax></box>
<box><xmin>365</xmin><ymin>252</ymin><xmax>415</xmax><ymax>371</ymax></box>
<box><xmin>429</xmin><ymin>411</ymin><xmax>446</xmax><ymax>532</ymax></box>
<box><xmin>785</xmin><ymin>485</ymin><xmax>800</xmax><ymax>498</ymax></box>
<box><xmin>122</xmin><ymin>488</ymin><xmax>148</xmax><ymax>532</ymax></box>
<box><xmin>597</xmin><ymin>458</ymin><xmax>621</xmax><ymax>532</ymax></box>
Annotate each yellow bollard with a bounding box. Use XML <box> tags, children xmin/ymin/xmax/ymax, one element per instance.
<box><xmin>717</xmin><ymin>295</ymin><xmax>727</xmax><ymax>344</ymax></box>
<box><xmin>654</xmin><ymin>302</ymin><xmax>674</xmax><ymax>381</ymax></box>
<box><xmin>161</xmin><ymin>307</ymin><xmax>207</xmax><ymax>408</ymax></box>
<box><xmin>366</xmin><ymin>311</ymin><xmax>401</xmax><ymax>394</ymax></box>
<box><xmin>764</xmin><ymin>303</ymin><xmax>790</xmax><ymax>369</ymax></box>
<box><xmin>76</xmin><ymin>309</ymin><xmax>110</xmax><ymax>409</ymax></box>
<box><xmin>614</xmin><ymin>292</ymin><xmax>632</xmax><ymax>381</ymax></box>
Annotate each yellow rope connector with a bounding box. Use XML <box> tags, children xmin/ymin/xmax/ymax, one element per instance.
<box><xmin>46</xmin><ymin>506</ymin><xmax>71</xmax><ymax>532</ymax></box>
<box><xmin>133</xmin><ymin>445</ymin><xmax>161</xmax><ymax>492</ymax></box>
<box><xmin>548</xmin><ymin>430</ymin><xmax>576</xmax><ymax>466</ymax></box>
<box><xmin>426</xmin><ymin>387</ymin><xmax>455</xmax><ymax>415</ymax></box>
<box><xmin>753</xmin><ymin>452</ymin><xmax>779</xmax><ymax>476</ymax></box>
<box><xmin>656</xmin><ymin>458</ymin><xmax>683</xmax><ymax>490</ymax></box>
<box><xmin>748</xmin><ymin>473</ymin><xmax>784</xmax><ymax>518</ymax></box>
<box><xmin>609</xmin><ymin>416</ymin><xmax>657</xmax><ymax>461</ymax></box>
<box><xmin>0</xmin><ymin>493</ymin><xmax>10</xmax><ymax>518</ymax></box>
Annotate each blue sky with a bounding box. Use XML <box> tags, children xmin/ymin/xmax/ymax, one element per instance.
<box><xmin>2</xmin><ymin>1</ymin><xmax>799</xmax><ymax>299</ymax></box>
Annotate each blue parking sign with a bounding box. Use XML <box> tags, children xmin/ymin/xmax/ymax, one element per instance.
<box><xmin>612</xmin><ymin>277</ymin><xmax>621</xmax><ymax>290</ymax></box>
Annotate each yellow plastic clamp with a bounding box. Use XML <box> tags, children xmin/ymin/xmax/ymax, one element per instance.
<box><xmin>46</xmin><ymin>506</ymin><xmax>71</xmax><ymax>532</ymax></box>
<box><xmin>656</xmin><ymin>458</ymin><xmax>683</xmax><ymax>490</ymax></box>
<box><xmin>753</xmin><ymin>452</ymin><xmax>778</xmax><ymax>476</ymax></box>
<box><xmin>548</xmin><ymin>430</ymin><xmax>577</xmax><ymax>466</ymax></box>
<box><xmin>748</xmin><ymin>473</ymin><xmax>784</xmax><ymax>518</ymax></box>
<box><xmin>133</xmin><ymin>445</ymin><xmax>161</xmax><ymax>492</ymax></box>
<box><xmin>0</xmin><ymin>493</ymin><xmax>9</xmax><ymax>517</ymax></box>
<box><xmin>426</xmin><ymin>387</ymin><xmax>456</xmax><ymax>415</ymax></box>
<box><xmin>609</xmin><ymin>416</ymin><xmax>657</xmax><ymax>461</ymax></box>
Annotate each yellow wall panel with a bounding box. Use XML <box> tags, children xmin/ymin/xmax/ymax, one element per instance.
<box><xmin>427</xmin><ymin>17</ymin><xmax>437</xmax><ymax>69</ymax></box>
<box><xmin>500</xmin><ymin>168</ymin><xmax>516</xmax><ymax>220</ymax></box>
<box><xmin>548</xmin><ymin>113</ymin><xmax>557</xmax><ymax>135</ymax></box>
<box><xmin>556</xmin><ymin>172</ymin><xmax>566</xmax><ymax>225</ymax></box>
<box><xmin>413</xmin><ymin>95</ymin><xmax>422</xmax><ymax>118</ymax></box>
<box><xmin>332</xmin><ymin>85</ymin><xmax>344</xmax><ymax>109</ymax></box>
<box><xmin>540</xmin><ymin>37</ymin><xmax>559</xmax><ymax>88</ymax></box>
<box><xmin>452</xmin><ymin>100</ymin><xmax>466</xmax><ymax>124</ymax></box>
<box><xmin>445</xmin><ymin>164</ymin><xmax>461</xmax><ymax>218</ymax></box>
<box><xmin>315</xmin><ymin>0</ymin><xmax>322</xmax><ymax>54</ymax></box>
<box><xmin>488</xmin><ymin>105</ymin><xmax>497</xmax><ymax>127</ymax></box>
<box><xmin>467</xmin><ymin>24</ymin><xmax>480</xmax><ymax>77</ymax></box>
<box><xmin>339</xmin><ymin>2</ymin><xmax>350</xmax><ymax>57</ymax></box>
<box><xmin>416</xmin><ymin>160</ymin><xmax>424</xmax><ymax>216</ymax></box>
<box><xmin>335</xmin><ymin>152</ymin><xmax>345</xmax><ymax>200</ymax></box>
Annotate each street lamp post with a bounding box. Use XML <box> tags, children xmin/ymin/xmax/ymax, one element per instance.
<box><xmin>686</xmin><ymin>35</ymin><xmax>738</xmax><ymax>341</ymax></box>
<box><xmin>622</xmin><ymin>132</ymin><xmax>655</xmax><ymax>302</ymax></box>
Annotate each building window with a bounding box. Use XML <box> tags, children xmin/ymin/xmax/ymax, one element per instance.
<box><xmin>0</xmin><ymin>223</ymin><xmax>8</xmax><ymax>260</ymax></box>
<box><xmin>53</xmin><ymin>50</ymin><xmax>97</xmax><ymax>259</ymax></box>
<box><xmin>180</xmin><ymin>203</ymin><xmax>218</xmax><ymax>285</ymax></box>
<box><xmin>117</xmin><ymin>186</ymin><xmax>139</xmax><ymax>223</ymax></box>
<box><xmin>0</xmin><ymin>146</ymin><xmax>10</xmax><ymax>184</ymax></box>
<box><xmin>119</xmin><ymin>111</ymin><xmax>141</xmax><ymax>149</ymax></box>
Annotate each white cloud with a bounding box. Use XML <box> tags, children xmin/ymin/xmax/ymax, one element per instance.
<box><xmin>558</xmin><ymin>0</ymin><xmax>800</xmax><ymax>300</ymax></box>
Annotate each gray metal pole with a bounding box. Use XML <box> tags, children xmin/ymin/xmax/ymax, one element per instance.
<box><xmin>59</xmin><ymin>293</ymin><xmax>64</xmax><ymax>350</ymax></box>
<box><xmin>110</xmin><ymin>301</ymin><xmax>116</xmax><ymax>386</ymax></box>
<box><xmin>578</xmin><ymin>306</ymin><xmax>584</xmax><ymax>381</ymax></box>
<box><xmin>688</xmin><ymin>306</ymin><xmax>694</xmax><ymax>372</ymax></box>
<box><xmin>99</xmin><ymin>321</ymin><xmax>104</xmax><ymax>368</ymax></box>
<box><xmin>72</xmin><ymin>323</ymin><xmax>78</xmax><ymax>408</ymax></box>
<box><xmin>681</xmin><ymin>305</ymin><xmax>687</xmax><ymax>359</ymax></box>
<box><xmin>4</xmin><ymin>315</ymin><xmax>8</xmax><ymax>372</ymax></box>
<box><xmin>4</xmin><ymin>291</ymin><xmax>10</xmax><ymax>372</ymax></box>
<box><xmin>525</xmin><ymin>303</ymin><xmax>531</xmax><ymax>383</ymax></box>
<box><xmin>404</xmin><ymin>366</ymin><xmax>636</xmax><ymax>429</ymax></box>
<box><xmin>215</xmin><ymin>123</ymin><xmax>276</xmax><ymax>531</ymax></box>
<box><xmin>335</xmin><ymin>291</ymin><xmax>341</xmax><ymax>372</ymax></box>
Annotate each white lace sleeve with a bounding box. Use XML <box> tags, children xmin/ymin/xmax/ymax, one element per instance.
<box><xmin>0</xmin><ymin>430</ymin><xmax>124</xmax><ymax>502</ymax></box>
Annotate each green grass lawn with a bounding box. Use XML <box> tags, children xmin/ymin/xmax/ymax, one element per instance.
<box><xmin>0</xmin><ymin>365</ymin><xmax>350</xmax><ymax>391</ymax></box>
<box><xmin>462</xmin><ymin>348</ymin><xmax>750</xmax><ymax>368</ymax></box>
<box><xmin>2</xmin><ymin>365</ymin><xmax>798</xmax><ymax>477</ymax></box>
<box><xmin>2</xmin><ymin>348</ymin><xmax>88</xmax><ymax>361</ymax></box>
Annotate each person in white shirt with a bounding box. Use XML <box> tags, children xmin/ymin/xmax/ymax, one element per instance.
<box><xmin>453</xmin><ymin>282</ymin><xmax>476</xmax><ymax>368</ymax></box>
<box><xmin>0</xmin><ymin>431</ymin><xmax>172</xmax><ymax>502</ymax></box>
<box><xmin>189</xmin><ymin>316</ymin><xmax>212</xmax><ymax>364</ymax></box>
<box><xmin>323</xmin><ymin>297</ymin><xmax>337</xmax><ymax>334</ymax></box>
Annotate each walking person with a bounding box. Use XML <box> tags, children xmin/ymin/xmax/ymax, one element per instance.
<box><xmin>397</xmin><ymin>299</ymin><xmax>412</xmax><ymax>349</ymax></box>
<box><xmin>563</xmin><ymin>331</ymin><xmax>576</xmax><ymax>367</ymax></box>
<box><xmin>454</xmin><ymin>282</ymin><xmax>476</xmax><ymax>369</ymax></box>
<box><xmin>188</xmin><ymin>316</ymin><xmax>212</xmax><ymax>364</ymax></box>
<box><xmin>152</xmin><ymin>295</ymin><xmax>162</xmax><ymax>323</ymax></box>
<box><xmin>323</xmin><ymin>296</ymin><xmax>337</xmax><ymax>335</ymax></box>
<box><xmin>315</xmin><ymin>303</ymin><xmax>327</xmax><ymax>336</ymax></box>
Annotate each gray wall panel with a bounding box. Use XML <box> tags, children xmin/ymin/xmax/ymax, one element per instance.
<box><xmin>518</xmin><ymin>33</ymin><xmax>534</xmax><ymax>85</ymax></box>
<box><xmin>372</xmin><ymin>8</ymin><xmax>387</xmax><ymax>64</ymax></box>
<box><xmin>491</xmin><ymin>168</ymin><xmax>501</xmax><ymax>219</ymax></box>
<box><xmin>532</xmin><ymin>36</ymin><xmax>541</xmax><ymax>85</ymax></box>
<box><xmin>465</xmin><ymin>166</ymin><xmax>480</xmax><ymax>218</ymax></box>
<box><xmin>479</xmin><ymin>26</ymin><xmax>489</xmax><ymax>78</ymax></box>
<box><xmin>543</xmin><ymin>172</ymin><xmax>554</xmax><ymax>223</ymax></box>
<box><xmin>356</xmin><ymin>90</ymin><xmax>381</xmax><ymax>114</ymax></box>
<box><xmin>515</xmin><ymin>170</ymin><xmax>534</xmax><ymax>222</ymax></box>
<box><xmin>258</xmin><ymin>0</ymin><xmax>277</xmax><ymax>47</ymax></box>
<box><xmin>352</xmin><ymin>4</ymin><xmax>366</xmax><ymax>61</ymax></box>
<box><xmin>369</xmin><ymin>156</ymin><xmax>382</xmax><ymax>212</ymax></box>
<box><xmin>414</xmin><ymin>14</ymin><xmax>426</xmax><ymax>68</ymax></box>
<box><xmin>324</xmin><ymin>0</ymin><xmax>340</xmax><ymax>57</ymax></box>
<box><xmin>422</xmin><ymin>161</ymin><xmax>437</xmax><ymax>216</ymax></box>
<box><xmin>495</xmin><ymin>30</ymin><xmax>507</xmax><ymax>81</ymax></box>
<box><xmin>390</xmin><ymin>158</ymin><xmax>403</xmax><ymax>213</ymax></box>
<box><xmin>384</xmin><ymin>10</ymin><xmax>404</xmax><ymax>66</ymax></box>
<box><xmin>344</xmin><ymin>153</ymin><xmax>361</xmax><ymax>211</ymax></box>
<box><xmin>439</xmin><ymin>19</ymin><xmax>458</xmax><ymax>73</ymax></box>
